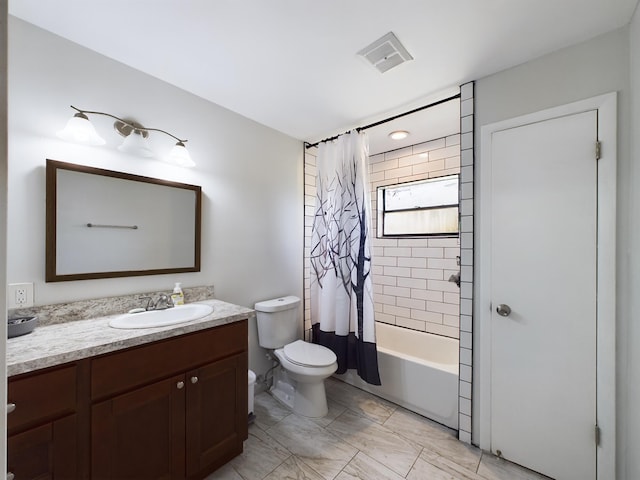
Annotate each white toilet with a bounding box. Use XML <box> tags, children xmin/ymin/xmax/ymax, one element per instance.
<box><xmin>255</xmin><ymin>296</ymin><xmax>337</xmax><ymax>418</ymax></box>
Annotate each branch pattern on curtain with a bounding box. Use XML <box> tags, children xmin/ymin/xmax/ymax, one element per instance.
<box><xmin>310</xmin><ymin>131</ymin><xmax>381</xmax><ymax>385</ymax></box>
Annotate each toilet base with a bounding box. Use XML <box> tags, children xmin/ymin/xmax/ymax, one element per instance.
<box><xmin>270</xmin><ymin>378</ymin><xmax>296</xmax><ymax>410</ymax></box>
<box><xmin>270</xmin><ymin>367</ymin><xmax>330</xmax><ymax>418</ymax></box>
<box><xmin>291</xmin><ymin>380</ymin><xmax>329</xmax><ymax>418</ymax></box>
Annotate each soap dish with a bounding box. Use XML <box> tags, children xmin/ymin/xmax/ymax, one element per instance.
<box><xmin>8</xmin><ymin>316</ymin><xmax>38</xmax><ymax>338</ymax></box>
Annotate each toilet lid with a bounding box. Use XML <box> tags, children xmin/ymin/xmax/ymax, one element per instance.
<box><xmin>283</xmin><ymin>340</ymin><xmax>337</xmax><ymax>367</ymax></box>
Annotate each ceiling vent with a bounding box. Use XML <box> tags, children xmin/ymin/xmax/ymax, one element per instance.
<box><xmin>357</xmin><ymin>32</ymin><xmax>413</xmax><ymax>74</ymax></box>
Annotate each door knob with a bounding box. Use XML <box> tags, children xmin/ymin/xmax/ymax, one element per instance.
<box><xmin>177</xmin><ymin>381</ymin><xmax>185</xmax><ymax>389</ymax></box>
<box><xmin>496</xmin><ymin>304</ymin><xmax>512</xmax><ymax>317</ymax></box>
<box><xmin>190</xmin><ymin>376</ymin><xmax>198</xmax><ymax>384</ymax></box>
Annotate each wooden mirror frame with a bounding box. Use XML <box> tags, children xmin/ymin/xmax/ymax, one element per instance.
<box><xmin>46</xmin><ymin>159</ymin><xmax>202</xmax><ymax>282</ymax></box>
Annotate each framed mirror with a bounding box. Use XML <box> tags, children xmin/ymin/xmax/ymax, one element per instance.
<box><xmin>46</xmin><ymin>159</ymin><xmax>201</xmax><ymax>282</ymax></box>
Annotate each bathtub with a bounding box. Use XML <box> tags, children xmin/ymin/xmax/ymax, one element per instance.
<box><xmin>335</xmin><ymin>322</ymin><xmax>459</xmax><ymax>429</ymax></box>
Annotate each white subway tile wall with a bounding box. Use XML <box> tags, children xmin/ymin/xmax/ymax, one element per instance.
<box><xmin>303</xmin><ymin>147</ymin><xmax>317</xmax><ymax>342</ymax></box>
<box><xmin>458</xmin><ymin>81</ymin><xmax>475</xmax><ymax>445</ymax></box>
<box><xmin>369</xmin><ymin>135</ymin><xmax>461</xmax><ymax>339</ymax></box>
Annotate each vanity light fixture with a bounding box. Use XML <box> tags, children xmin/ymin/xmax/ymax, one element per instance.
<box><xmin>167</xmin><ymin>141</ymin><xmax>194</xmax><ymax>167</ymax></box>
<box><xmin>56</xmin><ymin>111</ymin><xmax>106</xmax><ymax>146</ymax></box>
<box><xmin>56</xmin><ymin>105</ymin><xmax>195</xmax><ymax>167</ymax></box>
<box><xmin>117</xmin><ymin>130</ymin><xmax>153</xmax><ymax>157</ymax></box>
<box><xmin>389</xmin><ymin>130</ymin><xmax>409</xmax><ymax>140</ymax></box>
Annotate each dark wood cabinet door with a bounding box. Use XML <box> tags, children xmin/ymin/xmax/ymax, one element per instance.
<box><xmin>91</xmin><ymin>374</ymin><xmax>186</xmax><ymax>480</ymax></box>
<box><xmin>185</xmin><ymin>353</ymin><xmax>247</xmax><ymax>478</ymax></box>
<box><xmin>7</xmin><ymin>414</ymin><xmax>77</xmax><ymax>480</ymax></box>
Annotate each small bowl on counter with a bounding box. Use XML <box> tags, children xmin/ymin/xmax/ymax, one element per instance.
<box><xmin>8</xmin><ymin>316</ymin><xmax>38</xmax><ymax>338</ymax></box>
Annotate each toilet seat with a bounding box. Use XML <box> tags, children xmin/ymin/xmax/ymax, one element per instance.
<box><xmin>283</xmin><ymin>340</ymin><xmax>337</xmax><ymax>368</ymax></box>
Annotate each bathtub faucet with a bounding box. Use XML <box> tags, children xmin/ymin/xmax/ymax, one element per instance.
<box><xmin>448</xmin><ymin>272</ymin><xmax>461</xmax><ymax>288</ymax></box>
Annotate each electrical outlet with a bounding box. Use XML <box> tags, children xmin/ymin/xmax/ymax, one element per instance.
<box><xmin>8</xmin><ymin>283</ymin><xmax>34</xmax><ymax>308</ymax></box>
<box><xmin>15</xmin><ymin>288</ymin><xmax>27</xmax><ymax>304</ymax></box>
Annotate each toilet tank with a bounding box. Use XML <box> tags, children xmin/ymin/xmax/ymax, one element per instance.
<box><xmin>254</xmin><ymin>296</ymin><xmax>301</xmax><ymax>349</ymax></box>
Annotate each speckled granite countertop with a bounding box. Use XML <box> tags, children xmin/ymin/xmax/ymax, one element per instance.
<box><xmin>7</xmin><ymin>299</ymin><xmax>254</xmax><ymax>377</ymax></box>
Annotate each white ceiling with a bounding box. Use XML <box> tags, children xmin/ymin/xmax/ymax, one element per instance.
<box><xmin>8</xmin><ymin>0</ymin><xmax>639</xmax><ymax>148</ymax></box>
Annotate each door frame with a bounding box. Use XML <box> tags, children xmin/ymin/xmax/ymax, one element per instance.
<box><xmin>477</xmin><ymin>93</ymin><xmax>616</xmax><ymax>478</ymax></box>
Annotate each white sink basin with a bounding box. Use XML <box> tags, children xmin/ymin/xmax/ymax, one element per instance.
<box><xmin>109</xmin><ymin>304</ymin><xmax>214</xmax><ymax>329</ymax></box>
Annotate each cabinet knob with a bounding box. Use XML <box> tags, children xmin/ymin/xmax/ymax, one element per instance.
<box><xmin>177</xmin><ymin>381</ymin><xmax>185</xmax><ymax>389</ymax></box>
<box><xmin>6</xmin><ymin>403</ymin><xmax>15</xmax><ymax>414</ymax></box>
<box><xmin>190</xmin><ymin>376</ymin><xmax>198</xmax><ymax>384</ymax></box>
<box><xmin>7</xmin><ymin>472</ymin><xmax>15</xmax><ymax>480</ymax></box>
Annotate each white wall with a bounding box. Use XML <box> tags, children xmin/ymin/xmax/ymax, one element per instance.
<box><xmin>626</xmin><ymin>4</ymin><xmax>640</xmax><ymax>479</ymax></box>
<box><xmin>7</xmin><ymin>17</ymin><xmax>304</xmax><ymax>377</ymax></box>
<box><xmin>474</xmin><ymin>26</ymin><xmax>635</xmax><ymax>476</ymax></box>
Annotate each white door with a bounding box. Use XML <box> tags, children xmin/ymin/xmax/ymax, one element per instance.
<box><xmin>490</xmin><ymin>111</ymin><xmax>597</xmax><ymax>480</ymax></box>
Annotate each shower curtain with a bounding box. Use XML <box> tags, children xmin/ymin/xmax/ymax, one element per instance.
<box><xmin>310</xmin><ymin>131</ymin><xmax>381</xmax><ymax>385</ymax></box>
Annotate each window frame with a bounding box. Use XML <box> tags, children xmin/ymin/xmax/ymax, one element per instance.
<box><xmin>376</xmin><ymin>174</ymin><xmax>460</xmax><ymax>238</ymax></box>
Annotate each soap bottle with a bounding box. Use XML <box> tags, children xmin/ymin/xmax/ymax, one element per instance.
<box><xmin>171</xmin><ymin>282</ymin><xmax>185</xmax><ymax>306</ymax></box>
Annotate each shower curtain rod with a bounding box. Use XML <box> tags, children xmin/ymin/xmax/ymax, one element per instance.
<box><xmin>304</xmin><ymin>92</ymin><xmax>461</xmax><ymax>149</ymax></box>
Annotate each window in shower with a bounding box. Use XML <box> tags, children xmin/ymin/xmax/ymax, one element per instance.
<box><xmin>377</xmin><ymin>174</ymin><xmax>459</xmax><ymax>237</ymax></box>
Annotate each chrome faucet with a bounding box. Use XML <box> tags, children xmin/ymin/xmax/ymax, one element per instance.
<box><xmin>152</xmin><ymin>293</ymin><xmax>175</xmax><ymax>310</ymax></box>
<box><xmin>139</xmin><ymin>294</ymin><xmax>174</xmax><ymax>311</ymax></box>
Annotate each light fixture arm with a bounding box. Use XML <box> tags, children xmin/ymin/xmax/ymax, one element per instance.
<box><xmin>69</xmin><ymin>105</ymin><xmax>188</xmax><ymax>144</ymax></box>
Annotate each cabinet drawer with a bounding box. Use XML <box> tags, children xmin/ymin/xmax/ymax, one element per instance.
<box><xmin>8</xmin><ymin>364</ymin><xmax>78</xmax><ymax>434</ymax></box>
<box><xmin>91</xmin><ymin>320</ymin><xmax>247</xmax><ymax>401</ymax></box>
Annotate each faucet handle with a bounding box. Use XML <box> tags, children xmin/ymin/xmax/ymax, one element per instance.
<box><xmin>152</xmin><ymin>293</ymin><xmax>174</xmax><ymax>310</ymax></box>
<box><xmin>138</xmin><ymin>296</ymin><xmax>153</xmax><ymax>311</ymax></box>
<box><xmin>165</xmin><ymin>294</ymin><xmax>175</xmax><ymax>308</ymax></box>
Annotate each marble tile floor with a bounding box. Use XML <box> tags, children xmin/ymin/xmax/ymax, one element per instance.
<box><xmin>206</xmin><ymin>377</ymin><xmax>551</xmax><ymax>480</ymax></box>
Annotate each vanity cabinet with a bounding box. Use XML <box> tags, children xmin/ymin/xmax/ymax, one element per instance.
<box><xmin>7</xmin><ymin>363</ymin><xmax>89</xmax><ymax>479</ymax></box>
<box><xmin>7</xmin><ymin>318</ymin><xmax>248</xmax><ymax>480</ymax></box>
<box><xmin>92</xmin><ymin>373</ymin><xmax>186</xmax><ymax>479</ymax></box>
<box><xmin>184</xmin><ymin>353</ymin><xmax>246</xmax><ymax>477</ymax></box>
<box><xmin>90</xmin><ymin>320</ymin><xmax>248</xmax><ymax>479</ymax></box>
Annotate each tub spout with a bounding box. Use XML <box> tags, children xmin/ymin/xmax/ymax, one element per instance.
<box><xmin>448</xmin><ymin>273</ymin><xmax>461</xmax><ymax>288</ymax></box>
